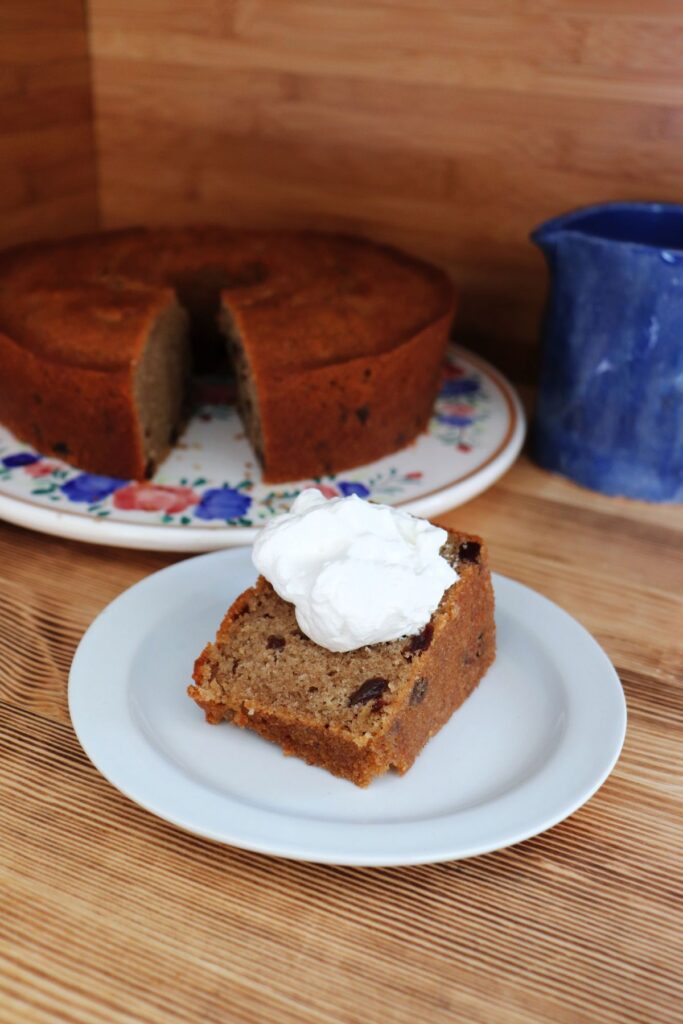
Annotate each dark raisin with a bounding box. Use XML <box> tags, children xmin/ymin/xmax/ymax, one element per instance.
<box><xmin>266</xmin><ymin>635</ymin><xmax>286</xmax><ymax>650</ymax></box>
<box><xmin>308</xmin><ymin>685</ymin><xmax>319</xmax><ymax>693</ymax></box>
<box><xmin>52</xmin><ymin>441</ymin><xmax>70</xmax><ymax>456</ymax></box>
<box><xmin>458</xmin><ymin>541</ymin><xmax>481</xmax><ymax>563</ymax></box>
<box><xmin>355</xmin><ymin>404</ymin><xmax>370</xmax><ymax>425</ymax></box>
<box><xmin>232</xmin><ymin>658</ymin><xmax>240</xmax><ymax>674</ymax></box>
<box><xmin>348</xmin><ymin>677</ymin><xmax>389</xmax><ymax>707</ymax></box>
<box><xmin>410</xmin><ymin>677</ymin><xmax>429</xmax><ymax>705</ymax></box>
<box><xmin>403</xmin><ymin>622</ymin><xmax>433</xmax><ymax>658</ymax></box>
<box><xmin>363</xmin><ymin>368</ymin><xmax>372</xmax><ymax>379</ymax></box>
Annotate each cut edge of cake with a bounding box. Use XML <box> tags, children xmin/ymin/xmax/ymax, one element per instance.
<box><xmin>133</xmin><ymin>297</ymin><xmax>191</xmax><ymax>476</ymax></box>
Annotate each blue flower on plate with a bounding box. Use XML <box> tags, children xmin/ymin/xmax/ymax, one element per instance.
<box><xmin>440</xmin><ymin>378</ymin><xmax>480</xmax><ymax>398</ymax></box>
<box><xmin>437</xmin><ymin>413</ymin><xmax>474</xmax><ymax>427</ymax></box>
<box><xmin>194</xmin><ymin>487</ymin><xmax>252</xmax><ymax>521</ymax></box>
<box><xmin>61</xmin><ymin>473</ymin><xmax>126</xmax><ymax>503</ymax></box>
<box><xmin>337</xmin><ymin>481</ymin><xmax>370</xmax><ymax>498</ymax></box>
<box><xmin>2</xmin><ymin>452</ymin><xmax>41</xmax><ymax>468</ymax></box>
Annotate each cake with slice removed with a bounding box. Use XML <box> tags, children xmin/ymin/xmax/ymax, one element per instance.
<box><xmin>0</xmin><ymin>228</ymin><xmax>454</xmax><ymax>482</ymax></box>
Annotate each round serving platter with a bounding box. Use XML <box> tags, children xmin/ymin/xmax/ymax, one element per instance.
<box><xmin>0</xmin><ymin>345</ymin><xmax>524</xmax><ymax>551</ymax></box>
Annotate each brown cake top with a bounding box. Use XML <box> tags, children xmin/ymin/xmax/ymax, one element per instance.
<box><xmin>0</xmin><ymin>228</ymin><xmax>454</xmax><ymax>373</ymax></box>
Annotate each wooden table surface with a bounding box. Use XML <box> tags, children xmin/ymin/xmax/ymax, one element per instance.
<box><xmin>1</xmin><ymin>454</ymin><xmax>681</xmax><ymax>1024</ymax></box>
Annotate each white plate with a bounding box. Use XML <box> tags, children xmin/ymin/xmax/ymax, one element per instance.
<box><xmin>0</xmin><ymin>346</ymin><xmax>524</xmax><ymax>551</ymax></box>
<box><xmin>69</xmin><ymin>548</ymin><xmax>626</xmax><ymax>866</ymax></box>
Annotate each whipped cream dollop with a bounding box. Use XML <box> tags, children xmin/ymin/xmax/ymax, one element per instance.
<box><xmin>251</xmin><ymin>489</ymin><xmax>457</xmax><ymax>652</ymax></box>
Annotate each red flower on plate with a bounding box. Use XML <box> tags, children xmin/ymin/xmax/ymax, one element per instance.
<box><xmin>304</xmin><ymin>484</ymin><xmax>338</xmax><ymax>499</ymax></box>
<box><xmin>113</xmin><ymin>483</ymin><xmax>200</xmax><ymax>514</ymax></box>
<box><xmin>404</xmin><ymin>471</ymin><xmax>423</xmax><ymax>480</ymax></box>
<box><xmin>24</xmin><ymin>461</ymin><xmax>59</xmax><ymax>478</ymax></box>
<box><xmin>447</xmin><ymin>403</ymin><xmax>475</xmax><ymax>417</ymax></box>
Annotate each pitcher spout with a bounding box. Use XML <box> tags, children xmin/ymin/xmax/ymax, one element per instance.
<box><xmin>530</xmin><ymin>222</ymin><xmax>561</xmax><ymax>258</ymax></box>
<box><xmin>530</xmin><ymin>208</ymin><xmax>585</xmax><ymax>257</ymax></box>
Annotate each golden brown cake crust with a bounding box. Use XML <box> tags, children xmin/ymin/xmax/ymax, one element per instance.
<box><xmin>0</xmin><ymin>228</ymin><xmax>454</xmax><ymax>481</ymax></box>
<box><xmin>188</xmin><ymin>530</ymin><xmax>495</xmax><ymax>786</ymax></box>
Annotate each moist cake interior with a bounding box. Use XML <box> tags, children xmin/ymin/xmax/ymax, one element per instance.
<box><xmin>188</xmin><ymin>532</ymin><xmax>495</xmax><ymax>786</ymax></box>
<box><xmin>199</xmin><ymin>535</ymin><xmax>464</xmax><ymax>736</ymax></box>
<box><xmin>134</xmin><ymin>267</ymin><xmax>258</xmax><ymax>476</ymax></box>
<box><xmin>133</xmin><ymin>299</ymin><xmax>191</xmax><ymax>476</ymax></box>
<box><xmin>218</xmin><ymin>305</ymin><xmax>264</xmax><ymax>466</ymax></box>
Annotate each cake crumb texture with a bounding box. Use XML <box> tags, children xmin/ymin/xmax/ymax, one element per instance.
<box><xmin>188</xmin><ymin>530</ymin><xmax>495</xmax><ymax>786</ymax></box>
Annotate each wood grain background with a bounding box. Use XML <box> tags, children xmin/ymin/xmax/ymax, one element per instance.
<box><xmin>87</xmin><ymin>0</ymin><xmax>683</xmax><ymax>377</ymax></box>
<box><xmin>1</xmin><ymin>455</ymin><xmax>682</xmax><ymax>1023</ymax></box>
<box><xmin>3</xmin><ymin>2</ymin><xmax>683</xmax><ymax>376</ymax></box>
<box><xmin>0</xmin><ymin>1</ymin><xmax>98</xmax><ymax>248</ymax></box>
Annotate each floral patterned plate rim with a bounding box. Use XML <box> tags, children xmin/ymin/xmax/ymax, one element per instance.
<box><xmin>0</xmin><ymin>345</ymin><xmax>525</xmax><ymax>551</ymax></box>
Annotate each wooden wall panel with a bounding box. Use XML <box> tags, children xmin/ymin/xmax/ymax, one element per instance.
<box><xmin>1</xmin><ymin>0</ymin><xmax>680</xmax><ymax>377</ymax></box>
<box><xmin>87</xmin><ymin>0</ymin><xmax>683</xmax><ymax>378</ymax></box>
<box><xmin>0</xmin><ymin>2</ymin><xmax>99</xmax><ymax>248</ymax></box>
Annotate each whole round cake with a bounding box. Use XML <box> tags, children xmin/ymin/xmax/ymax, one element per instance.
<box><xmin>0</xmin><ymin>228</ymin><xmax>455</xmax><ymax>482</ymax></box>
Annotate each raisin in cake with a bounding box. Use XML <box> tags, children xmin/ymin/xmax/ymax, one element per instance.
<box><xmin>0</xmin><ymin>228</ymin><xmax>454</xmax><ymax>481</ymax></box>
<box><xmin>188</xmin><ymin>531</ymin><xmax>495</xmax><ymax>787</ymax></box>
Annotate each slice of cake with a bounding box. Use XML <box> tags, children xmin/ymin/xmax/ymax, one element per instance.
<box><xmin>188</xmin><ymin>494</ymin><xmax>495</xmax><ymax>786</ymax></box>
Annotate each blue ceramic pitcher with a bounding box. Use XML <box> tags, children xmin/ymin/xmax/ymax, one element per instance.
<box><xmin>531</xmin><ymin>202</ymin><xmax>683</xmax><ymax>502</ymax></box>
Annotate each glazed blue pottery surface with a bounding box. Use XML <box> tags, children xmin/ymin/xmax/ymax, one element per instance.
<box><xmin>532</xmin><ymin>202</ymin><xmax>683</xmax><ymax>502</ymax></box>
